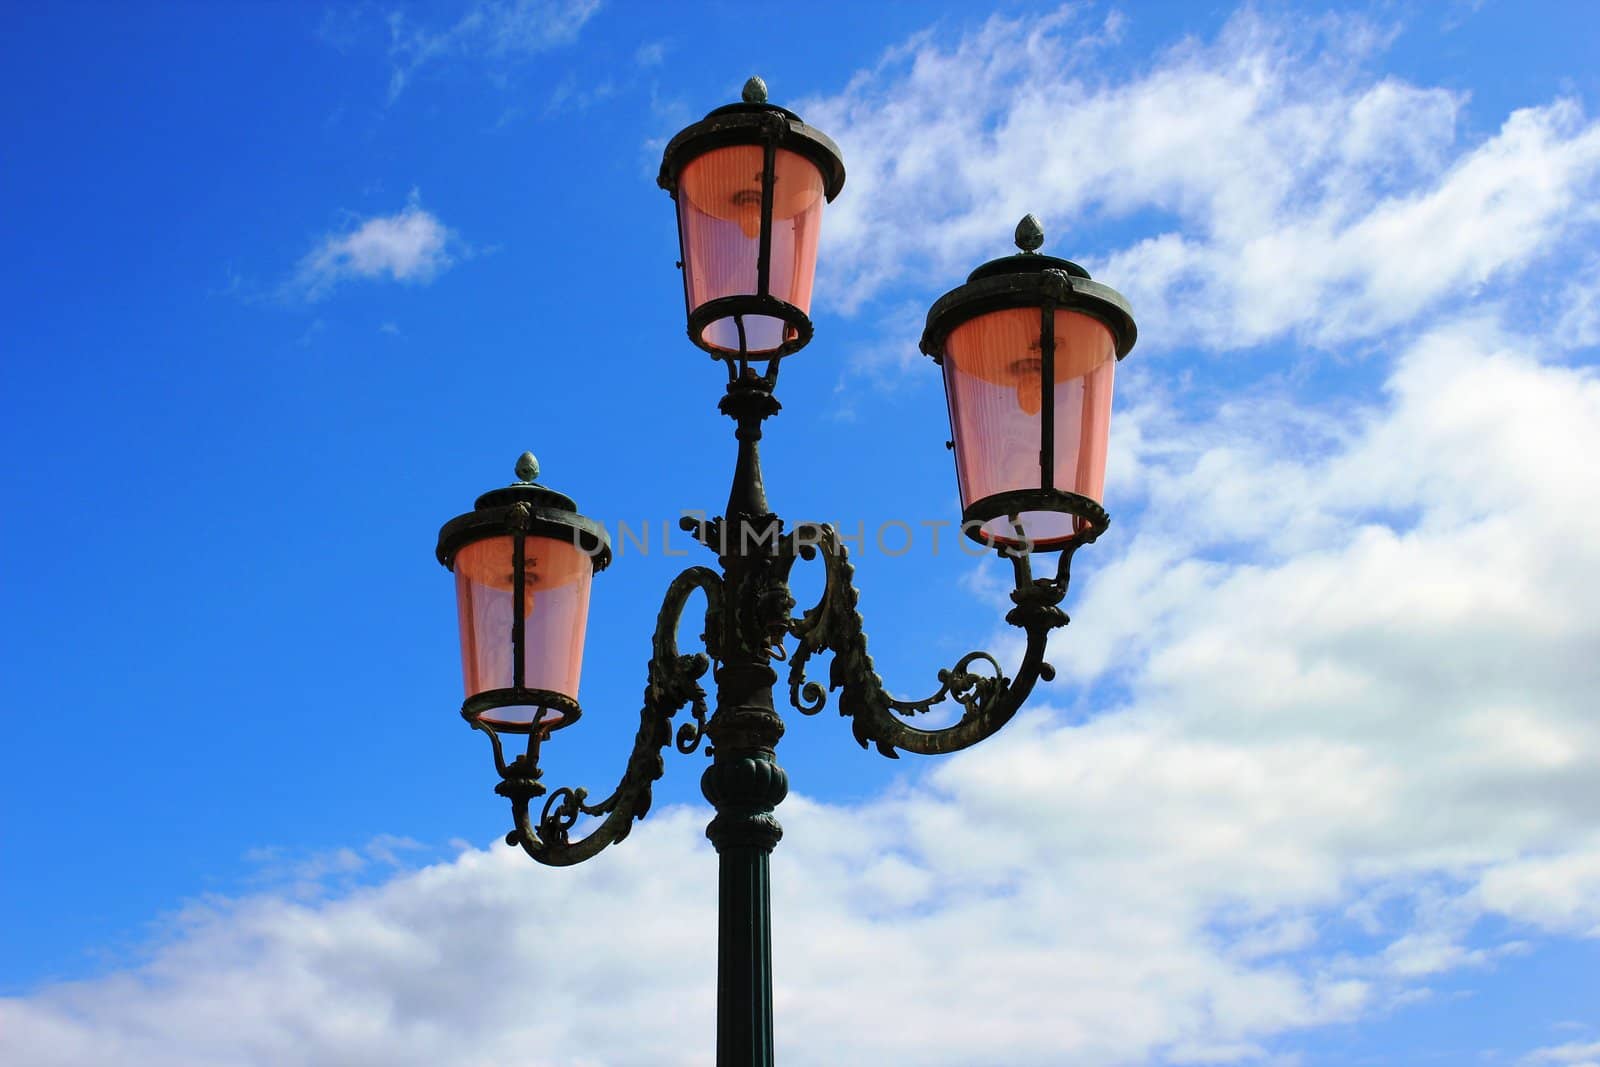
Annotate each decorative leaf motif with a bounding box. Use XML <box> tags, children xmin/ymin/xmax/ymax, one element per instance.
<box><xmin>784</xmin><ymin>524</ymin><xmax>1076</xmax><ymax>758</ymax></box>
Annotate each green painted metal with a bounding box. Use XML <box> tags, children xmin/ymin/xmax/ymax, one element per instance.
<box><xmin>438</xmin><ymin>91</ymin><xmax>1141</xmax><ymax>1067</ymax></box>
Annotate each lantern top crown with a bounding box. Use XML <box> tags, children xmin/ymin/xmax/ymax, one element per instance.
<box><xmin>436</xmin><ymin>451</ymin><xmax>612</xmax><ymax>572</ymax></box>
<box><xmin>473</xmin><ymin>450</ymin><xmax>578</xmax><ymax>512</ymax></box>
<box><xmin>657</xmin><ymin>76</ymin><xmax>846</xmax><ymax>202</ymax></box>
<box><xmin>964</xmin><ymin>214</ymin><xmax>1093</xmax><ymax>285</ymax></box>
<box><xmin>920</xmin><ymin>215</ymin><xmax>1138</xmax><ymax>361</ymax></box>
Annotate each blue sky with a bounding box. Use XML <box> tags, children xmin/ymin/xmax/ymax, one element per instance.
<box><xmin>3</xmin><ymin>1</ymin><xmax>1600</xmax><ymax>1064</ymax></box>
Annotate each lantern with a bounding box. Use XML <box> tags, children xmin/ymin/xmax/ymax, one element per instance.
<box><xmin>658</xmin><ymin>76</ymin><xmax>845</xmax><ymax>362</ymax></box>
<box><xmin>921</xmin><ymin>215</ymin><xmax>1137</xmax><ymax>552</ymax></box>
<box><xmin>436</xmin><ymin>452</ymin><xmax>611</xmax><ymax>737</ymax></box>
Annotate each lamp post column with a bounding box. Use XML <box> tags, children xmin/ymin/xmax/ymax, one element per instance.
<box><xmin>700</xmin><ymin>370</ymin><xmax>790</xmax><ymax>1067</ymax></box>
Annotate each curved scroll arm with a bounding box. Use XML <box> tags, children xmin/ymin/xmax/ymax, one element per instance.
<box><xmin>481</xmin><ymin>565</ymin><xmax>722</xmax><ymax>866</ymax></box>
<box><xmin>782</xmin><ymin>523</ymin><xmax>1091</xmax><ymax>759</ymax></box>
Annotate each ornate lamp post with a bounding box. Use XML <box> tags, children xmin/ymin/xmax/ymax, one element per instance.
<box><xmin>435</xmin><ymin>77</ymin><xmax>1137</xmax><ymax>1067</ymax></box>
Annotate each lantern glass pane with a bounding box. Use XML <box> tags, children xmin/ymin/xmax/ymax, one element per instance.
<box><xmin>1049</xmin><ymin>309</ymin><xmax>1117</xmax><ymax>505</ymax></box>
<box><xmin>452</xmin><ymin>534</ymin><xmax>593</xmax><ymax>728</ymax></box>
<box><xmin>678</xmin><ymin>145</ymin><xmax>826</xmax><ymax>355</ymax></box>
<box><xmin>943</xmin><ymin>307</ymin><xmax>1117</xmax><ymax>548</ymax></box>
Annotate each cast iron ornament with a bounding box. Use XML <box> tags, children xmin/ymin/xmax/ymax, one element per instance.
<box><xmin>443</xmin><ymin>80</ymin><xmax>1140</xmax><ymax>1067</ymax></box>
<box><xmin>1015</xmin><ymin>212</ymin><xmax>1045</xmax><ymax>252</ymax></box>
<box><xmin>463</xmin><ymin>364</ymin><xmax>1093</xmax><ymax>862</ymax></box>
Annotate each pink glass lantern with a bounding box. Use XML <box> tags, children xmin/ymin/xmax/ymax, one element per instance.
<box><xmin>436</xmin><ymin>453</ymin><xmax>611</xmax><ymax>736</ymax></box>
<box><xmin>922</xmin><ymin>216</ymin><xmax>1137</xmax><ymax>552</ymax></box>
<box><xmin>658</xmin><ymin>76</ymin><xmax>845</xmax><ymax>362</ymax></box>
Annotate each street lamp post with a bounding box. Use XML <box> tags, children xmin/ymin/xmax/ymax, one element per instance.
<box><xmin>435</xmin><ymin>77</ymin><xmax>1137</xmax><ymax>1067</ymax></box>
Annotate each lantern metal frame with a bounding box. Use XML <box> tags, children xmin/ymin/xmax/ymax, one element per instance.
<box><xmin>921</xmin><ymin>214</ymin><xmax>1137</xmax><ymax>553</ymax></box>
<box><xmin>440</xmin><ymin>82</ymin><xmax>1138</xmax><ymax>1067</ymax></box>
<box><xmin>657</xmin><ymin>76</ymin><xmax>846</xmax><ymax>366</ymax></box>
<box><xmin>436</xmin><ymin>453</ymin><xmax>612</xmax><ymax>744</ymax></box>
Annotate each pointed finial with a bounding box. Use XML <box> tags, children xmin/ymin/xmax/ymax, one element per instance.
<box><xmin>514</xmin><ymin>451</ymin><xmax>540</xmax><ymax>483</ymax></box>
<box><xmin>1015</xmin><ymin>213</ymin><xmax>1045</xmax><ymax>253</ymax></box>
<box><xmin>742</xmin><ymin>76</ymin><xmax>768</xmax><ymax>104</ymax></box>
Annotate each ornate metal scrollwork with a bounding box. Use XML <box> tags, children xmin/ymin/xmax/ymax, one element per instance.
<box><xmin>887</xmin><ymin>650</ymin><xmax>1006</xmax><ymax>717</ymax></box>
<box><xmin>479</xmin><ymin>565</ymin><xmax>722</xmax><ymax>866</ymax></box>
<box><xmin>675</xmin><ymin>691</ymin><xmax>711</xmax><ymax>755</ymax></box>
<box><xmin>782</xmin><ymin>523</ymin><xmax>1087</xmax><ymax>758</ymax></box>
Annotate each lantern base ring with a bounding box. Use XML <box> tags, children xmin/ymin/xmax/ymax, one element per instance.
<box><xmin>687</xmin><ymin>294</ymin><xmax>814</xmax><ymax>360</ymax></box>
<box><xmin>461</xmin><ymin>687</ymin><xmax>583</xmax><ymax>735</ymax></box>
<box><xmin>961</xmin><ymin>488</ymin><xmax>1109</xmax><ymax>553</ymax></box>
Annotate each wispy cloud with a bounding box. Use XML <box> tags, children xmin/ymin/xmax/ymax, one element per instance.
<box><xmin>242</xmin><ymin>836</ymin><xmax>425</xmax><ymax>899</ymax></box>
<box><xmin>385</xmin><ymin>0</ymin><xmax>603</xmax><ymax>101</ymax></box>
<box><xmin>633</xmin><ymin>39</ymin><xmax>667</xmax><ymax>67</ymax></box>
<box><xmin>801</xmin><ymin>7</ymin><xmax>1600</xmax><ymax>352</ymax></box>
<box><xmin>1522</xmin><ymin>1040</ymin><xmax>1600</xmax><ymax>1066</ymax></box>
<box><xmin>542</xmin><ymin>71</ymin><xmax>617</xmax><ymax>117</ymax></box>
<box><xmin>290</xmin><ymin>192</ymin><xmax>457</xmax><ymax>301</ymax></box>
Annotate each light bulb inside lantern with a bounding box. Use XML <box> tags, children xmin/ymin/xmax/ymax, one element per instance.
<box><xmin>1011</xmin><ymin>357</ymin><xmax>1043</xmax><ymax>416</ymax></box>
<box><xmin>730</xmin><ymin>187</ymin><xmax>763</xmax><ymax>239</ymax></box>
<box><xmin>521</xmin><ymin>560</ymin><xmax>549</xmax><ymax>620</ymax></box>
<box><xmin>480</xmin><ymin>553</ymin><xmax>548</xmax><ymax>628</ymax></box>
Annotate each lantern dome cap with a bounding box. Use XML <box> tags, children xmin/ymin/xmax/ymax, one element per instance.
<box><xmin>471</xmin><ymin>450</ymin><xmax>576</xmax><ymax>512</ymax></box>
<box><xmin>437</xmin><ymin>451</ymin><xmax>612</xmax><ymax>572</ymax></box>
<box><xmin>921</xmin><ymin>215</ymin><xmax>1137</xmax><ymax>361</ymax></box>
<box><xmin>964</xmin><ymin>215</ymin><xmax>1093</xmax><ymax>284</ymax></box>
<box><xmin>657</xmin><ymin>76</ymin><xmax>846</xmax><ymax>202</ymax></box>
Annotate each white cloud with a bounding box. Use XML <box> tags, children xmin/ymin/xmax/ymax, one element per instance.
<box><xmin>801</xmin><ymin>7</ymin><xmax>1600</xmax><ymax>352</ymax></box>
<box><xmin>1523</xmin><ymin>1041</ymin><xmax>1600</xmax><ymax>1066</ymax></box>
<box><xmin>1476</xmin><ymin>843</ymin><xmax>1600</xmax><ymax>937</ymax></box>
<box><xmin>3</xmin><ymin>320</ymin><xmax>1595</xmax><ymax>1065</ymax></box>
<box><xmin>0</xmin><ymin>820</ymin><xmax>721</xmax><ymax>1067</ymax></box>
<box><xmin>292</xmin><ymin>193</ymin><xmax>456</xmax><ymax>300</ymax></box>
<box><xmin>386</xmin><ymin>0</ymin><xmax>603</xmax><ymax>100</ymax></box>
<box><xmin>9</xmin><ymin>7</ymin><xmax>1600</xmax><ymax>1065</ymax></box>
